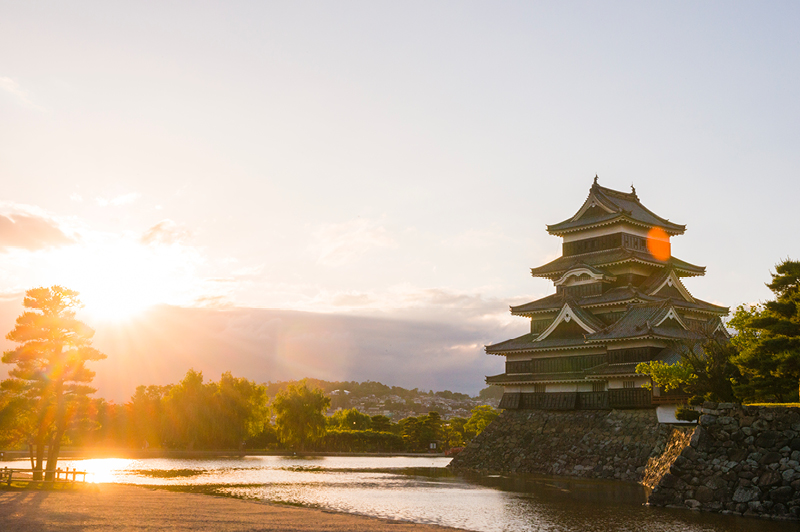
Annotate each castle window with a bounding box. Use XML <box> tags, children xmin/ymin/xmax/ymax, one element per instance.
<box><xmin>623</xmin><ymin>380</ymin><xmax>635</xmax><ymax>389</ymax></box>
<box><xmin>592</xmin><ymin>381</ymin><xmax>605</xmax><ymax>392</ymax></box>
<box><xmin>534</xmin><ymin>383</ymin><xmax>546</xmax><ymax>393</ymax></box>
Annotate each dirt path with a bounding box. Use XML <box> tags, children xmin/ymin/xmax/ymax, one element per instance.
<box><xmin>0</xmin><ymin>484</ymin><xmax>466</xmax><ymax>532</ymax></box>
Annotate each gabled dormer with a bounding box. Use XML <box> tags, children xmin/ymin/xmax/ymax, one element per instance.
<box><xmin>536</xmin><ymin>301</ymin><xmax>604</xmax><ymax>341</ymax></box>
<box><xmin>647</xmin><ymin>269</ymin><xmax>695</xmax><ymax>302</ymax></box>
<box><xmin>654</xmin><ymin>305</ymin><xmax>690</xmax><ymax>330</ymax></box>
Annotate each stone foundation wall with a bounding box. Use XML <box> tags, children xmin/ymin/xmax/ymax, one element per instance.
<box><xmin>648</xmin><ymin>403</ymin><xmax>800</xmax><ymax>520</ymax></box>
<box><xmin>448</xmin><ymin>408</ymin><xmax>679</xmax><ymax>482</ymax></box>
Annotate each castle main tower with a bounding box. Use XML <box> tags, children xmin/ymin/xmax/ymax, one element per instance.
<box><xmin>487</xmin><ymin>178</ymin><xmax>728</xmax><ymax>410</ymax></box>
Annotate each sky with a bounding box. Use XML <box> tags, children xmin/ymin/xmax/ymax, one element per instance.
<box><xmin>1</xmin><ymin>2</ymin><xmax>799</xmax><ymax>399</ymax></box>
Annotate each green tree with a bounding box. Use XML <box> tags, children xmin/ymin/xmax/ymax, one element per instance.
<box><xmin>327</xmin><ymin>407</ymin><xmax>372</xmax><ymax>430</ymax></box>
<box><xmin>399</xmin><ymin>416</ymin><xmax>423</xmax><ymax>450</ymax></box>
<box><xmin>163</xmin><ymin>369</ymin><xmax>212</xmax><ymax>449</ymax></box>
<box><xmin>272</xmin><ymin>379</ymin><xmax>330</xmax><ymax>450</ymax></box>
<box><xmin>212</xmin><ymin>372</ymin><xmax>269</xmax><ymax>449</ymax></box>
<box><xmin>128</xmin><ymin>385</ymin><xmax>169</xmax><ymax>448</ymax></box>
<box><xmin>421</xmin><ymin>411</ymin><xmax>442</xmax><ymax>446</ymax></box>
<box><xmin>636</xmin><ymin>339</ymin><xmax>740</xmax><ymax>403</ymax></box>
<box><xmin>1</xmin><ymin>286</ymin><xmax>106</xmax><ymax>480</ymax></box>
<box><xmin>478</xmin><ymin>385</ymin><xmax>504</xmax><ymax>401</ymax></box>
<box><xmin>370</xmin><ymin>414</ymin><xmax>393</xmax><ymax>433</ymax></box>
<box><xmin>446</xmin><ymin>416</ymin><xmax>468</xmax><ymax>446</ymax></box>
<box><xmin>730</xmin><ymin>260</ymin><xmax>800</xmax><ymax>402</ymax></box>
<box><xmin>439</xmin><ymin>423</ymin><xmax>462</xmax><ymax>449</ymax></box>
<box><xmin>160</xmin><ymin>370</ymin><xmax>269</xmax><ymax>449</ymax></box>
<box><xmin>463</xmin><ymin>405</ymin><xmax>498</xmax><ymax>440</ymax></box>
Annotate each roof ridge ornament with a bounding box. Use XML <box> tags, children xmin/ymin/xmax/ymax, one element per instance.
<box><xmin>631</xmin><ymin>184</ymin><xmax>637</xmax><ymax>198</ymax></box>
<box><xmin>593</xmin><ymin>174</ymin><xmax>599</xmax><ymax>186</ymax></box>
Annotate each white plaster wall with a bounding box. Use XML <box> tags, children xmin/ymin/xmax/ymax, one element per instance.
<box><xmin>503</xmin><ymin>385</ymin><xmax>544</xmax><ymax>393</ymax></box>
<box><xmin>607</xmin><ymin>377</ymin><xmax>649</xmax><ymax>389</ymax></box>
<box><xmin>606</xmin><ymin>263</ymin><xmax>656</xmax><ymax>277</ymax></box>
<box><xmin>546</xmin><ymin>383</ymin><xmax>579</xmax><ymax>393</ymax></box>
<box><xmin>656</xmin><ymin>405</ymin><xmax>696</xmax><ymax>424</ymax></box>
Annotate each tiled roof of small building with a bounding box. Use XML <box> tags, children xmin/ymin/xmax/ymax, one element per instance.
<box><xmin>529</xmin><ymin>248</ymin><xmax>705</xmax><ymax>278</ymax></box>
<box><xmin>547</xmin><ymin>182</ymin><xmax>686</xmax><ymax>236</ymax></box>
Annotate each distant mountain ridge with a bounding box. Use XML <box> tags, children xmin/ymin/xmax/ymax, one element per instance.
<box><xmin>0</xmin><ymin>299</ymin><xmax>519</xmax><ymax>402</ymax></box>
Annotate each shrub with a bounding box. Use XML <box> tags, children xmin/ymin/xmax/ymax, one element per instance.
<box><xmin>317</xmin><ymin>430</ymin><xmax>405</xmax><ymax>452</ymax></box>
<box><xmin>675</xmin><ymin>405</ymin><xmax>700</xmax><ymax>422</ymax></box>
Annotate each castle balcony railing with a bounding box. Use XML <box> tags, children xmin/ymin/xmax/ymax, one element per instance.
<box><xmin>607</xmin><ymin>388</ymin><xmax>652</xmax><ymax>408</ymax></box>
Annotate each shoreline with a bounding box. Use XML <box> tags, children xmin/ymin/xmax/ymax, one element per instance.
<box><xmin>0</xmin><ymin>482</ymin><xmax>465</xmax><ymax>532</ymax></box>
<box><xmin>0</xmin><ymin>449</ymin><xmax>448</xmax><ymax>461</ymax></box>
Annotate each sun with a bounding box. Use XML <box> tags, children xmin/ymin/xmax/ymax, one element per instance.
<box><xmin>79</xmin><ymin>281</ymin><xmax>161</xmax><ymax>322</ymax></box>
<box><xmin>53</xmin><ymin>236</ymin><xmax>201</xmax><ymax>323</ymax></box>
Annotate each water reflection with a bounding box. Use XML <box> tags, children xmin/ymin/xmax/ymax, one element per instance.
<box><xmin>4</xmin><ymin>456</ymin><xmax>788</xmax><ymax>532</ymax></box>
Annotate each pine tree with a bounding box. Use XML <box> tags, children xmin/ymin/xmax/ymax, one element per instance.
<box><xmin>1</xmin><ymin>286</ymin><xmax>106</xmax><ymax>480</ymax></box>
<box><xmin>731</xmin><ymin>260</ymin><xmax>800</xmax><ymax>402</ymax></box>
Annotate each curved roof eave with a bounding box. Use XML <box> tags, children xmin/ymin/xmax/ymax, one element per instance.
<box><xmin>485</xmin><ymin>344</ymin><xmax>600</xmax><ymax>355</ymax></box>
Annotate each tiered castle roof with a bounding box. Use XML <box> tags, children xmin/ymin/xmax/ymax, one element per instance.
<box><xmin>484</xmin><ymin>178</ymin><xmax>728</xmax><ymax>402</ymax></box>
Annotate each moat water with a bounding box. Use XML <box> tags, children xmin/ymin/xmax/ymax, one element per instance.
<box><xmin>10</xmin><ymin>455</ymin><xmax>790</xmax><ymax>531</ymax></box>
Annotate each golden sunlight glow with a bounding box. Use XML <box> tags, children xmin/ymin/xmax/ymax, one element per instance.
<box><xmin>78</xmin><ymin>458</ymin><xmax>134</xmax><ymax>483</ymax></box>
<box><xmin>646</xmin><ymin>226</ymin><xmax>671</xmax><ymax>262</ymax></box>
<box><xmin>51</xmin><ymin>236</ymin><xmax>203</xmax><ymax>322</ymax></box>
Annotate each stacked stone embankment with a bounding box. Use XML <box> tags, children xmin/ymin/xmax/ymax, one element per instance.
<box><xmin>449</xmin><ymin>408</ymin><xmax>682</xmax><ymax>482</ymax></box>
<box><xmin>648</xmin><ymin>403</ymin><xmax>800</xmax><ymax>520</ymax></box>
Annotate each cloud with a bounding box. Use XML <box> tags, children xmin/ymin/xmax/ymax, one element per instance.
<box><xmin>303</xmin><ymin>285</ymin><xmax>521</xmax><ymax>323</ymax></box>
<box><xmin>39</xmin><ymin>305</ymin><xmax>516</xmax><ymax>401</ymax></box>
<box><xmin>140</xmin><ymin>219</ymin><xmax>190</xmax><ymax>246</ymax></box>
<box><xmin>311</xmin><ymin>218</ymin><xmax>395</xmax><ymax>267</ymax></box>
<box><xmin>444</xmin><ymin>228</ymin><xmax>515</xmax><ymax>248</ymax></box>
<box><xmin>70</xmin><ymin>193</ymin><xmax>83</xmax><ymax>202</ymax></box>
<box><xmin>0</xmin><ymin>77</ymin><xmax>45</xmax><ymax>111</ymax></box>
<box><xmin>331</xmin><ymin>292</ymin><xmax>375</xmax><ymax>307</ymax></box>
<box><xmin>96</xmin><ymin>192</ymin><xmax>141</xmax><ymax>207</ymax></box>
<box><xmin>0</xmin><ymin>212</ymin><xmax>76</xmax><ymax>251</ymax></box>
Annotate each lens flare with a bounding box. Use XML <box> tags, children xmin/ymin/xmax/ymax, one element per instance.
<box><xmin>646</xmin><ymin>227</ymin><xmax>670</xmax><ymax>261</ymax></box>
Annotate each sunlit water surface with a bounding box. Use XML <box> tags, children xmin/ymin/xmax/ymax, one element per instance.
<box><xmin>7</xmin><ymin>455</ymin><xmax>789</xmax><ymax>532</ymax></box>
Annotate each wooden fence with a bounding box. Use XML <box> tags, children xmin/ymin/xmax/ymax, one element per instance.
<box><xmin>1</xmin><ymin>467</ymin><xmax>87</xmax><ymax>486</ymax></box>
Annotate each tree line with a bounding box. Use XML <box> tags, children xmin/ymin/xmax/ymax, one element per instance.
<box><xmin>0</xmin><ymin>285</ymin><xmax>498</xmax><ymax>479</ymax></box>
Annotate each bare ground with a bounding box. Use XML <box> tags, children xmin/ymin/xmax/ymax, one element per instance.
<box><xmin>0</xmin><ymin>483</ymin><xmax>465</xmax><ymax>532</ymax></box>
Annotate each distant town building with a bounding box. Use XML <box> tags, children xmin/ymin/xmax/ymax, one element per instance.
<box><xmin>486</xmin><ymin>178</ymin><xmax>728</xmax><ymax>410</ymax></box>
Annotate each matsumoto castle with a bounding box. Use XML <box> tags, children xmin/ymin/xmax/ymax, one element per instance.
<box><xmin>487</xmin><ymin>177</ymin><xmax>728</xmax><ymax>410</ymax></box>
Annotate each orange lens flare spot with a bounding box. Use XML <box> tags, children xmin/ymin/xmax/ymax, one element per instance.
<box><xmin>646</xmin><ymin>227</ymin><xmax>671</xmax><ymax>261</ymax></box>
